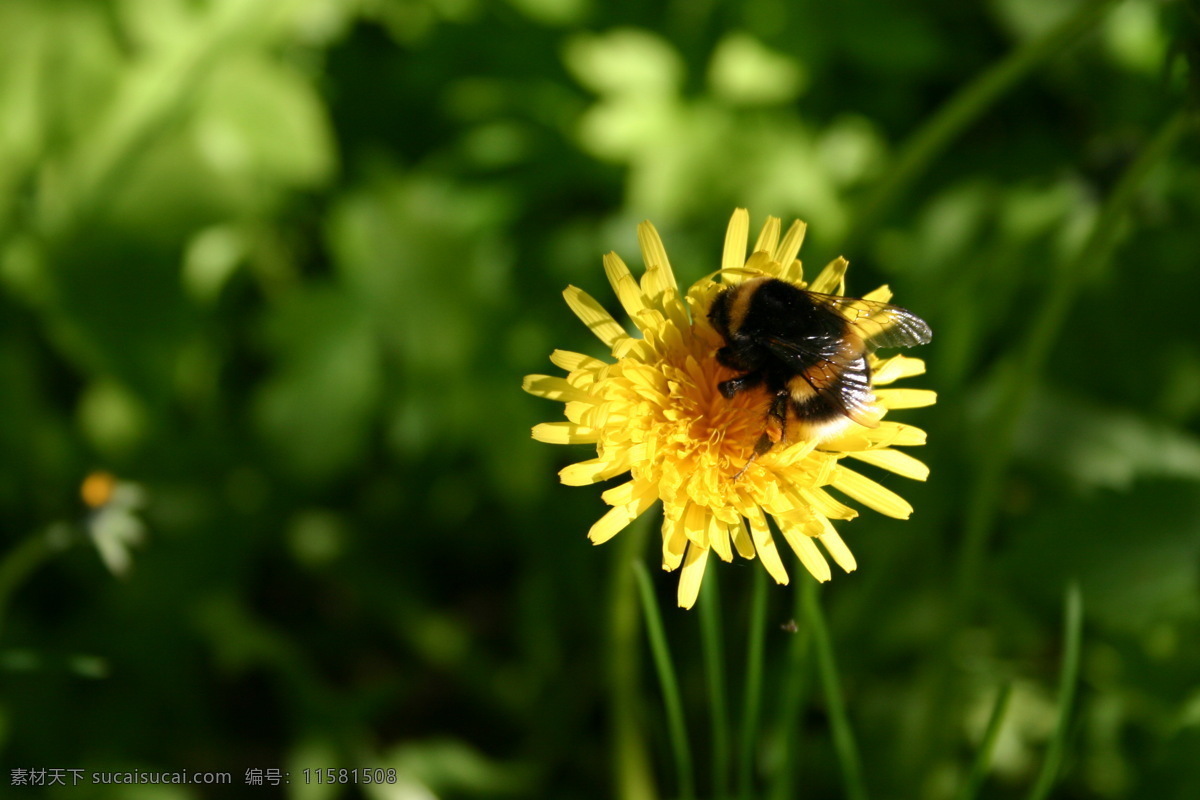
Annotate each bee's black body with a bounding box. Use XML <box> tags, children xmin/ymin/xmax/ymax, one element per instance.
<box><xmin>707</xmin><ymin>276</ymin><xmax>931</xmax><ymax>463</ymax></box>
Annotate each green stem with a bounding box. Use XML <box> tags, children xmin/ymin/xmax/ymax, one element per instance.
<box><xmin>956</xmin><ymin>682</ymin><xmax>1013</xmax><ymax>800</ymax></box>
<box><xmin>634</xmin><ymin>561</ymin><xmax>696</xmax><ymax>800</ymax></box>
<box><xmin>699</xmin><ymin>569</ymin><xmax>731</xmax><ymax>799</ymax></box>
<box><xmin>804</xmin><ymin>578</ymin><xmax>868</xmax><ymax>800</ymax></box>
<box><xmin>0</xmin><ymin>527</ymin><xmax>73</xmax><ymax>638</ymax></box>
<box><xmin>737</xmin><ymin>568</ymin><xmax>769</xmax><ymax>798</ymax></box>
<box><xmin>767</xmin><ymin>576</ymin><xmax>815</xmax><ymax>800</ymax></box>
<box><xmin>611</xmin><ymin>516</ymin><xmax>656</xmax><ymax>800</ymax></box>
<box><xmin>847</xmin><ymin>0</ymin><xmax>1123</xmax><ymax>248</ymax></box>
<box><xmin>1028</xmin><ymin>583</ymin><xmax>1084</xmax><ymax>800</ymax></box>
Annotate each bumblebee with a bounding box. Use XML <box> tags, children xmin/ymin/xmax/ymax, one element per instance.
<box><xmin>707</xmin><ymin>276</ymin><xmax>931</xmax><ymax>472</ymax></box>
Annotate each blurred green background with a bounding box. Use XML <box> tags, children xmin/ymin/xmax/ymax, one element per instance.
<box><xmin>1</xmin><ymin>0</ymin><xmax>1198</xmax><ymax>797</ymax></box>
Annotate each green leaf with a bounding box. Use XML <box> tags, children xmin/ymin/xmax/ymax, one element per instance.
<box><xmin>1015</xmin><ymin>386</ymin><xmax>1200</xmax><ymax>491</ymax></box>
<box><xmin>195</xmin><ymin>54</ymin><xmax>337</xmax><ymax>188</ymax></box>
<box><xmin>254</xmin><ymin>285</ymin><xmax>382</xmax><ymax>481</ymax></box>
<box><xmin>1002</xmin><ymin>480</ymin><xmax>1200</xmax><ymax>631</ymax></box>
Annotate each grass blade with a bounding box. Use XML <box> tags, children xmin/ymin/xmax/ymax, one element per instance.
<box><xmin>0</xmin><ymin>528</ymin><xmax>70</xmax><ymax>639</ymax></box>
<box><xmin>737</xmin><ymin>568</ymin><xmax>769</xmax><ymax>798</ymax></box>
<box><xmin>956</xmin><ymin>682</ymin><xmax>1013</xmax><ymax>800</ymax></box>
<box><xmin>767</xmin><ymin>577</ymin><xmax>814</xmax><ymax>800</ymax></box>
<box><xmin>699</xmin><ymin>569</ymin><xmax>731</xmax><ymax>799</ymax></box>
<box><xmin>848</xmin><ymin>0</ymin><xmax>1123</xmax><ymax>246</ymax></box>
<box><xmin>804</xmin><ymin>578</ymin><xmax>868</xmax><ymax>800</ymax></box>
<box><xmin>1028</xmin><ymin>583</ymin><xmax>1084</xmax><ymax>800</ymax></box>
<box><xmin>634</xmin><ymin>560</ymin><xmax>696</xmax><ymax>800</ymax></box>
<box><xmin>611</xmin><ymin>517</ymin><xmax>656</xmax><ymax>800</ymax></box>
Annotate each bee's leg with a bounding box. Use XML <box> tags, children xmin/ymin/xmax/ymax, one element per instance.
<box><xmin>733</xmin><ymin>431</ymin><xmax>779</xmax><ymax>480</ymax></box>
<box><xmin>731</xmin><ymin>457</ymin><xmax>757</xmax><ymax>480</ymax></box>
<box><xmin>733</xmin><ymin>391</ymin><xmax>787</xmax><ymax>480</ymax></box>
<box><xmin>718</xmin><ymin>370</ymin><xmax>763</xmax><ymax>399</ymax></box>
<box><xmin>764</xmin><ymin>391</ymin><xmax>789</xmax><ymax>448</ymax></box>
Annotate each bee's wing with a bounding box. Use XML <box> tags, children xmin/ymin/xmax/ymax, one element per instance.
<box><xmin>802</xmin><ymin>354</ymin><xmax>879</xmax><ymax>428</ymax></box>
<box><xmin>809</xmin><ymin>293</ymin><xmax>932</xmax><ymax>352</ymax></box>
<box><xmin>763</xmin><ymin>336</ymin><xmax>880</xmax><ymax>429</ymax></box>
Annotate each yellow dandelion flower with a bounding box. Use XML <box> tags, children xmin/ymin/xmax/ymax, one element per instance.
<box><xmin>524</xmin><ymin>209</ymin><xmax>935</xmax><ymax>608</ymax></box>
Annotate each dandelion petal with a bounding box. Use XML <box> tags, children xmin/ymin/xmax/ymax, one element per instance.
<box><xmin>774</xmin><ymin>219</ymin><xmax>807</xmax><ymax>271</ymax></box>
<box><xmin>779</xmin><ymin>522</ymin><xmax>831</xmax><ymax>583</ymax></box>
<box><xmin>523</xmin><ymin>375</ymin><xmax>589</xmax><ymax>403</ymax></box>
<box><xmin>662</xmin><ymin>515</ymin><xmax>688</xmax><ymax>571</ymax></box>
<box><xmin>722</xmin><ymin>208</ymin><xmax>750</xmax><ymax>273</ymax></box>
<box><xmin>800</xmin><ymin>487</ymin><xmax>859</xmax><ymax>521</ymax></box>
<box><xmin>875</xmin><ymin>388</ymin><xmax>938</xmax><ymax>409</ymax></box>
<box><xmin>683</xmin><ymin>502</ymin><xmax>709</xmax><ymax>548</ymax></box>
<box><xmin>563</xmin><ymin>286</ymin><xmax>628</xmax><ymax>348</ymax></box>
<box><xmin>831</xmin><ymin>467</ymin><xmax>914</xmax><ymax>519</ymax></box>
<box><xmin>752</xmin><ymin>216</ymin><xmax>781</xmax><ymax>255</ymax></box>
<box><xmin>818</xmin><ymin>529</ymin><xmax>858</xmax><ymax>573</ymax></box>
<box><xmin>872</xmin><ymin>355</ymin><xmax>926</xmax><ymax>385</ymax></box>
<box><xmin>588</xmin><ymin>492</ymin><xmax>656</xmax><ymax>544</ymax></box>
<box><xmin>559</xmin><ymin>458</ymin><xmax>624</xmax><ymax>486</ymax></box>
<box><xmin>677</xmin><ymin>542</ymin><xmax>710</xmax><ymax>609</ymax></box>
<box><xmin>730</xmin><ymin>517</ymin><xmax>756</xmax><ymax>560</ymax></box>
<box><xmin>532</xmin><ymin>422</ymin><xmax>599</xmax><ymax>445</ymax></box>
<box><xmin>861</xmin><ymin>285</ymin><xmax>893</xmax><ymax>303</ymax></box>
<box><xmin>603</xmin><ymin>253</ymin><xmax>647</xmax><ymax>321</ymax></box>
<box><xmin>846</xmin><ymin>448</ymin><xmax>930</xmax><ymax>481</ymax></box>
<box><xmin>808</xmin><ymin>256</ymin><xmax>848</xmax><ymax>295</ymax></box>
<box><xmin>638</xmin><ymin>221</ymin><xmax>676</xmax><ymax>289</ymax></box>
<box><xmin>746</xmin><ymin>509</ymin><xmax>789</xmax><ymax>584</ymax></box>
<box><xmin>708</xmin><ymin>514</ymin><xmax>733</xmax><ymax>562</ymax></box>
<box><xmin>549</xmin><ymin>349</ymin><xmax>607</xmax><ymax>373</ymax></box>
